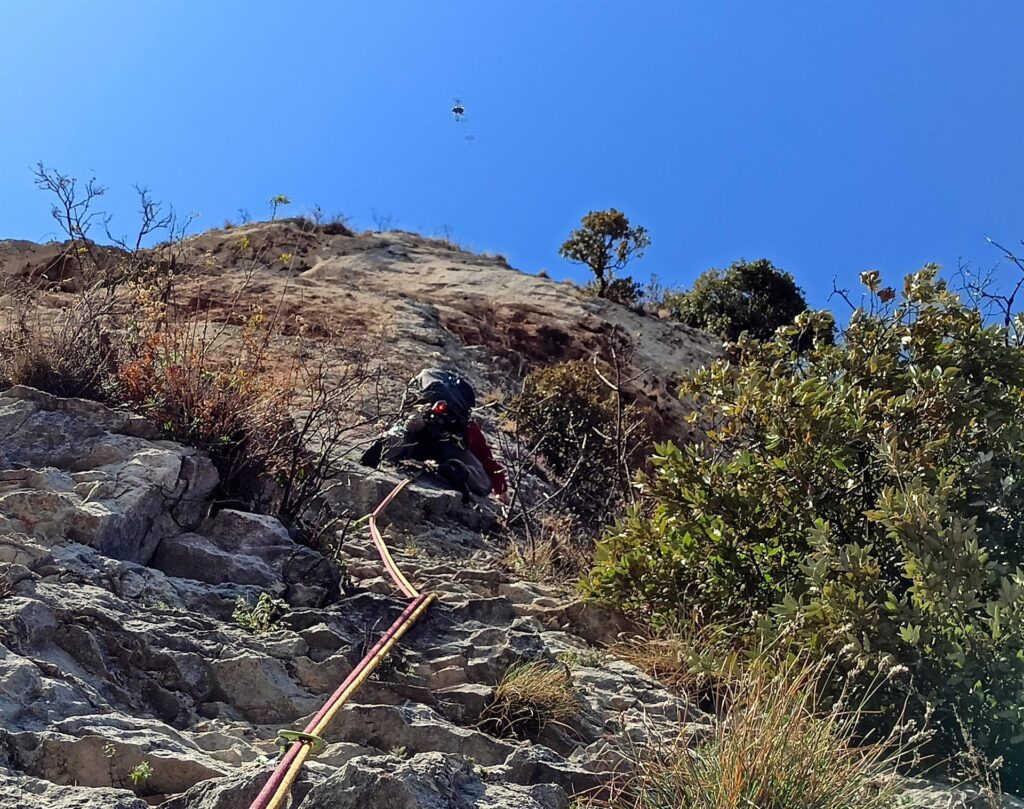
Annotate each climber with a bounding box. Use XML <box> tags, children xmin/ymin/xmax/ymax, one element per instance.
<box><xmin>360</xmin><ymin>368</ymin><xmax>508</xmax><ymax>503</ymax></box>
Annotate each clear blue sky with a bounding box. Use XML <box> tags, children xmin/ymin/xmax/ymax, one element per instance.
<box><xmin>1</xmin><ymin>1</ymin><xmax>1021</xmax><ymax>309</ymax></box>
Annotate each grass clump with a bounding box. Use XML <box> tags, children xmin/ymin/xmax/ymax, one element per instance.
<box><xmin>480</xmin><ymin>661</ymin><xmax>578</xmax><ymax>741</ymax></box>
<box><xmin>605</xmin><ymin>656</ymin><xmax>913</xmax><ymax>809</ymax></box>
<box><xmin>610</xmin><ymin>624</ymin><xmax>742</xmax><ymax>708</ymax></box>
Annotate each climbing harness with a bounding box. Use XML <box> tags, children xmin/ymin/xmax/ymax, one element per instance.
<box><xmin>248</xmin><ymin>479</ymin><xmax>435</xmax><ymax>809</ymax></box>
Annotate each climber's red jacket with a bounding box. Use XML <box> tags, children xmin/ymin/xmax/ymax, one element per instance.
<box><xmin>465</xmin><ymin>420</ymin><xmax>508</xmax><ymax>495</ymax></box>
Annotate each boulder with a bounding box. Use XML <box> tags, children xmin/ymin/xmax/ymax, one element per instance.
<box><xmin>150</xmin><ymin>510</ymin><xmax>339</xmax><ymax>608</ymax></box>
<box><xmin>0</xmin><ymin>387</ymin><xmax>218</xmax><ymax>563</ymax></box>
<box><xmin>0</xmin><ymin>767</ymin><xmax>148</xmax><ymax>808</ymax></box>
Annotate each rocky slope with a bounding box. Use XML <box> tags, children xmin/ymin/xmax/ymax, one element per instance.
<box><xmin>1</xmin><ymin>219</ymin><xmax>723</xmax><ymax>442</ymax></box>
<box><xmin>2</xmin><ymin>388</ymin><xmax>1019</xmax><ymax>809</ymax></box>
<box><xmin>0</xmin><ymin>385</ymin><xmax>697</xmax><ymax>807</ymax></box>
<box><xmin>1</xmin><ymin>224</ymin><xmax>1021</xmax><ymax>808</ymax></box>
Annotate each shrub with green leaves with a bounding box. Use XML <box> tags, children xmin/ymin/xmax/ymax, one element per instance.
<box><xmin>668</xmin><ymin>258</ymin><xmax>816</xmax><ymax>344</ymax></box>
<box><xmin>583</xmin><ymin>275</ymin><xmax>643</xmax><ymax>307</ymax></box>
<box><xmin>587</xmin><ymin>267</ymin><xmax>1024</xmax><ymax>787</ymax></box>
<box><xmin>233</xmin><ymin>592</ymin><xmax>287</xmax><ymax>634</ymax></box>
<box><xmin>506</xmin><ymin>360</ymin><xmax>647</xmax><ymax>527</ymax></box>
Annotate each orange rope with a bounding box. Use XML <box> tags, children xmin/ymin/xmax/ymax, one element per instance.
<box><xmin>369</xmin><ymin>478</ymin><xmax>419</xmax><ymax>598</ymax></box>
<box><xmin>249</xmin><ymin>479</ymin><xmax>431</xmax><ymax>809</ymax></box>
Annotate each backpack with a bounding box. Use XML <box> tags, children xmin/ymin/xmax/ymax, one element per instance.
<box><xmin>409</xmin><ymin>368</ymin><xmax>476</xmax><ymax>426</ymax></box>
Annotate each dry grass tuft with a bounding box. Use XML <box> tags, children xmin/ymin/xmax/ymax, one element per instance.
<box><xmin>602</xmin><ymin>655</ymin><xmax>915</xmax><ymax>809</ymax></box>
<box><xmin>609</xmin><ymin>619</ymin><xmax>743</xmax><ymax>708</ymax></box>
<box><xmin>481</xmin><ymin>661</ymin><xmax>578</xmax><ymax>741</ymax></box>
<box><xmin>0</xmin><ymin>286</ymin><xmax>122</xmax><ymax>400</ymax></box>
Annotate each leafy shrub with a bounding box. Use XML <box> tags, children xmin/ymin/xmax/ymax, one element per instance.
<box><xmin>508</xmin><ymin>360</ymin><xmax>615</xmax><ymax>478</ymax></box>
<box><xmin>668</xmin><ymin>258</ymin><xmax>817</xmax><ymax>344</ymax></box>
<box><xmin>505</xmin><ymin>360</ymin><xmax>648</xmax><ymax>529</ymax></box>
<box><xmin>583</xmin><ymin>275</ymin><xmax>643</xmax><ymax>307</ymax></box>
<box><xmin>480</xmin><ymin>661</ymin><xmax>577</xmax><ymax>740</ymax></box>
<box><xmin>233</xmin><ymin>592</ymin><xmax>287</xmax><ymax>633</ymax></box>
<box><xmin>588</xmin><ymin>267</ymin><xmax>1024</xmax><ymax>787</ymax></box>
<box><xmin>606</xmin><ymin>655</ymin><xmax>910</xmax><ymax>809</ymax></box>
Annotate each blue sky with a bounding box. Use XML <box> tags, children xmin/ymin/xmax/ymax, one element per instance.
<box><xmin>1</xmin><ymin>1</ymin><xmax>1021</xmax><ymax>309</ymax></box>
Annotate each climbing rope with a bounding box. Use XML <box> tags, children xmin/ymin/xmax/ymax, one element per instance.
<box><xmin>249</xmin><ymin>478</ymin><xmax>435</xmax><ymax>809</ymax></box>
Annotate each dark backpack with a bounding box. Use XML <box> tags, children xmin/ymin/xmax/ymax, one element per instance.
<box><xmin>409</xmin><ymin>369</ymin><xmax>476</xmax><ymax>425</ymax></box>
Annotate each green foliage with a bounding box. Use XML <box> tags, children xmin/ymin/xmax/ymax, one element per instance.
<box><xmin>233</xmin><ymin>592</ymin><xmax>287</xmax><ymax>634</ymax></box>
<box><xmin>560</xmin><ymin>209</ymin><xmax>650</xmax><ymax>298</ymax></box>
<box><xmin>557</xmin><ymin>647</ymin><xmax>608</xmax><ymax>669</ymax></box>
<box><xmin>268</xmin><ymin>194</ymin><xmax>291</xmax><ymax>220</ymax></box>
<box><xmin>509</xmin><ymin>361</ymin><xmax>616</xmax><ymax>477</ymax></box>
<box><xmin>588</xmin><ymin>267</ymin><xmax>1024</xmax><ymax>787</ymax></box>
<box><xmin>669</xmin><ymin>258</ymin><xmax>818</xmax><ymax>344</ymax></box>
<box><xmin>506</xmin><ymin>360</ymin><xmax>647</xmax><ymax>527</ymax></box>
<box><xmin>584</xmin><ymin>275</ymin><xmax>643</xmax><ymax>307</ymax></box>
<box><xmin>129</xmin><ymin>760</ymin><xmax>153</xmax><ymax>786</ymax></box>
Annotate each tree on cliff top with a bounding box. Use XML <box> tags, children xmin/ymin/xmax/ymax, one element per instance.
<box><xmin>559</xmin><ymin>209</ymin><xmax>650</xmax><ymax>298</ymax></box>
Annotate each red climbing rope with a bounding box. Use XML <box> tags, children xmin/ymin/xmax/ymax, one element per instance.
<box><xmin>248</xmin><ymin>479</ymin><xmax>433</xmax><ymax>809</ymax></box>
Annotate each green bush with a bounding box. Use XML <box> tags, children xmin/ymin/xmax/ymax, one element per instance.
<box><xmin>587</xmin><ymin>267</ymin><xmax>1024</xmax><ymax>787</ymax></box>
<box><xmin>669</xmin><ymin>258</ymin><xmax>817</xmax><ymax>344</ymax></box>
<box><xmin>509</xmin><ymin>360</ymin><xmax>615</xmax><ymax>475</ymax></box>
<box><xmin>506</xmin><ymin>360</ymin><xmax>647</xmax><ymax>527</ymax></box>
<box><xmin>583</xmin><ymin>275</ymin><xmax>643</xmax><ymax>307</ymax></box>
<box><xmin>233</xmin><ymin>592</ymin><xmax>287</xmax><ymax>633</ymax></box>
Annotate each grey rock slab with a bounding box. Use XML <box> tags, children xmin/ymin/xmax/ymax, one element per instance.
<box><xmin>322</xmin><ymin>702</ymin><xmax>517</xmax><ymax>766</ymax></box>
<box><xmin>898</xmin><ymin>779</ymin><xmax>1024</xmax><ymax>808</ymax></box>
<box><xmin>298</xmin><ymin>752</ymin><xmax>567</xmax><ymax>809</ymax></box>
<box><xmin>0</xmin><ymin>767</ymin><xmax>148</xmax><ymax>808</ymax></box>
<box><xmin>159</xmin><ymin>767</ymin><xmax>323</xmax><ymax>809</ymax></box>
<box><xmin>499</xmin><ymin>743</ymin><xmax>606</xmax><ymax>798</ymax></box>
<box><xmin>435</xmin><ymin>682</ymin><xmax>493</xmax><ymax>725</ymax></box>
<box><xmin>0</xmin><ymin>387</ymin><xmax>218</xmax><ymax>563</ymax></box>
<box><xmin>6</xmin><ymin>723</ymin><xmax>227</xmax><ymax>796</ymax></box>
<box><xmin>211</xmin><ymin>654</ymin><xmax>320</xmax><ymax>724</ymax></box>
<box><xmin>151</xmin><ymin>510</ymin><xmax>340</xmax><ymax>607</ymax></box>
<box><xmin>150</xmin><ymin>532</ymin><xmax>282</xmax><ymax>590</ymax></box>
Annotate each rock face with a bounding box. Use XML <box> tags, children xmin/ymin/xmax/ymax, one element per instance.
<box><xmin>151</xmin><ymin>510</ymin><xmax>339</xmax><ymax>608</ymax></box>
<box><xmin>0</xmin><ymin>221</ymin><xmax>724</xmax><ymax>444</ymax></box>
<box><xmin>0</xmin><ymin>388</ymin><xmax>700</xmax><ymax>808</ymax></box>
<box><xmin>0</xmin><ymin>386</ymin><xmax>217</xmax><ymax>563</ymax></box>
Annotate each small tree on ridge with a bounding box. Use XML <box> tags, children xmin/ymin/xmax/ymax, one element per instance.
<box><xmin>560</xmin><ymin>209</ymin><xmax>650</xmax><ymax>298</ymax></box>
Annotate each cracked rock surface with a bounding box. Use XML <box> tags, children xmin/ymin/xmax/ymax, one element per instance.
<box><xmin>0</xmin><ymin>388</ymin><xmax>696</xmax><ymax>808</ymax></box>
